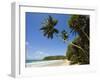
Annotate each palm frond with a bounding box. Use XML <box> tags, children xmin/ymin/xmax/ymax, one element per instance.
<box><xmin>54</xmin><ymin>29</ymin><xmax>59</xmax><ymax>33</ymax></box>
<box><xmin>40</xmin><ymin>15</ymin><xmax>58</xmax><ymax>39</ymax></box>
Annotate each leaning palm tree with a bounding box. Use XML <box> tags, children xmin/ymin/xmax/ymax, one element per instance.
<box><xmin>40</xmin><ymin>16</ymin><xmax>59</xmax><ymax>39</ymax></box>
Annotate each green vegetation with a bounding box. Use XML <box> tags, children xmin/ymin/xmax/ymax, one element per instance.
<box><xmin>66</xmin><ymin>15</ymin><xmax>89</xmax><ymax>64</ymax></box>
<box><xmin>66</xmin><ymin>36</ymin><xmax>89</xmax><ymax>65</ymax></box>
<box><xmin>43</xmin><ymin>56</ymin><xmax>67</xmax><ymax>60</ymax></box>
<box><xmin>40</xmin><ymin>15</ymin><xmax>90</xmax><ymax>65</ymax></box>
<box><xmin>40</xmin><ymin>16</ymin><xmax>59</xmax><ymax>39</ymax></box>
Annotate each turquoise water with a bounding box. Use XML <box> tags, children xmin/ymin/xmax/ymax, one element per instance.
<box><xmin>26</xmin><ymin>60</ymin><xmax>43</xmax><ymax>63</ymax></box>
<box><xmin>26</xmin><ymin>60</ymin><xmax>53</xmax><ymax>63</ymax></box>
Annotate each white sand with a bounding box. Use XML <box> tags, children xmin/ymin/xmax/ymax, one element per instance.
<box><xmin>26</xmin><ymin>59</ymin><xmax>71</xmax><ymax>67</ymax></box>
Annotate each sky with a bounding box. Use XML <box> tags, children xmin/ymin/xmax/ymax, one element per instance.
<box><xmin>25</xmin><ymin>12</ymin><xmax>77</xmax><ymax>60</ymax></box>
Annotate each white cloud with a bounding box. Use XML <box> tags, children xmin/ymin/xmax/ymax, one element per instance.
<box><xmin>27</xmin><ymin>50</ymin><xmax>50</xmax><ymax>60</ymax></box>
<box><xmin>33</xmin><ymin>51</ymin><xmax>49</xmax><ymax>60</ymax></box>
<box><xmin>25</xmin><ymin>41</ymin><xmax>33</xmax><ymax>49</ymax></box>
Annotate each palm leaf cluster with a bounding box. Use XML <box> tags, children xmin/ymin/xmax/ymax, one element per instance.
<box><xmin>40</xmin><ymin>16</ymin><xmax>59</xmax><ymax>39</ymax></box>
<box><xmin>61</xmin><ymin>30</ymin><xmax>68</xmax><ymax>42</ymax></box>
<box><xmin>68</xmin><ymin>15</ymin><xmax>89</xmax><ymax>40</ymax></box>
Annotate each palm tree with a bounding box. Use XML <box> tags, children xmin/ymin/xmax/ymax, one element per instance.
<box><xmin>40</xmin><ymin>16</ymin><xmax>59</xmax><ymax>39</ymax></box>
<box><xmin>61</xmin><ymin>30</ymin><xmax>68</xmax><ymax>43</ymax></box>
<box><xmin>68</xmin><ymin>15</ymin><xmax>89</xmax><ymax>41</ymax></box>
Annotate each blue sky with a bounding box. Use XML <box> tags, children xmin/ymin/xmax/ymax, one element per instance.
<box><xmin>25</xmin><ymin>12</ymin><xmax>77</xmax><ymax>60</ymax></box>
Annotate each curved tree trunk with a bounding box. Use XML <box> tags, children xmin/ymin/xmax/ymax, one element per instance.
<box><xmin>70</xmin><ymin>42</ymin><xmax>89</xmax><ymax>59</ymax></box>
<box><xmin>81</xmin><ymin>29</ymin><xmax>89</xmax><ymax>41</ymax></box>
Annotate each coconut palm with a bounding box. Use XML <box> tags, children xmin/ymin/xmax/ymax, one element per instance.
<box><xmin>68</xmin><ymin>15</ymin><xmax>89</xmax><ymax>41</ymax></box>
<box><xmin>61</xmin><ymin>30</ymin><xmax>68</xmax><ymax>42</ymax></box>
<box><xmin>40</xmin><ymin>16</ymin><xmax>59</xmax><ymax>39</ymax></box>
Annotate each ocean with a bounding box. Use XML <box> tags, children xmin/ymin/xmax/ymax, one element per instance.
<box><xmin>26</xmin><ymin>60</ymin><xmax>44</xmax><ymax>63</ymax></box>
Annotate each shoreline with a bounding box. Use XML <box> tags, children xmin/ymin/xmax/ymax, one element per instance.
<box><xmin>26</xmin><ymin>59</ymin><xmax>71</xmax><ymax>67</ymax></box>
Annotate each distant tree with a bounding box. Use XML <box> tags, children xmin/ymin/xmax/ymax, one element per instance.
<box><xmin>43</xmin><ymin>56</ymin><xmax>67</xmax><ymax>60</ymax></box>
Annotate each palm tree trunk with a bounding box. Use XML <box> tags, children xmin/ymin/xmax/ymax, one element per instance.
<box><xmin>81</xmin><ymin>29</ymin><xmax>89</xmax><ymax>41</ymax></box>
<box><xmin>70</xmin><ymin>42</ymin><xmax>89</xmax><ymax>59</ymax></box>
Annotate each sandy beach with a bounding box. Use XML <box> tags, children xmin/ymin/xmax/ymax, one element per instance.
<box><xmin>26</xmin><ymin>59</ymin><xmax>71</xmax><ymax>67</ymax></box>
